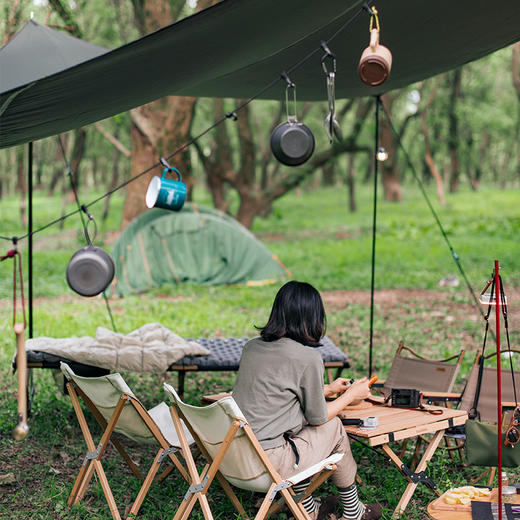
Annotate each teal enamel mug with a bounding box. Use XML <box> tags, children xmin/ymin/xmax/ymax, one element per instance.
<box><xmin>146</xmin><ymin>167</ymin><xmax>186</xmax><ymax>211</ymax></box>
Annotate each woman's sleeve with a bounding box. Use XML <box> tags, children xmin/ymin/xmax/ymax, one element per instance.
<box><xmin>300</xmin><ymin>357</ymin><xmax>328</xmax><ymax>425</ymax></box>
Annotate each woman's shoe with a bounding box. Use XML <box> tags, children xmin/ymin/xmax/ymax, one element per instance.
<box><xmin>308</xmin><ymin>495</ymin><xmax>340</xmax><ymax>520</ymax></box>
<box><xmin>356</xmin><ymin>503</ymin><xmax>382</xmax><ymax>520</ymax></box>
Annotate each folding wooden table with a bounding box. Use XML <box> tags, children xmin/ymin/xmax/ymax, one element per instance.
<box><xmin>341</xmin><ymin>400</ymin><xmax>467</xmax><ymax>517</ymax></box>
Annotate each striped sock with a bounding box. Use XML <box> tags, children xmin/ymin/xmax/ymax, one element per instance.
<box><xmin>292</xmin><ymin>479</ymin><xmax>317</xmax><ymax>516</ymax></box>
<box><xmin>338</xmin><ymin>484</ymin><xmax>364</xmax><ymax>520</ymax></box>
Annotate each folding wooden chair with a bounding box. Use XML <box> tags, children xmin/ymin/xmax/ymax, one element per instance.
<box><xmin>60</xmin><ymin>362</ymin><xmax>193</xmax><ymax>520</ymax></box>
<box><xmin>378</xmin><ymin>340</ymin><xmax>465</xmax><ymax>402</ymax></box>
<box><xmin>372</xmin><ymin>341</ymin><xmax>465</xmax><ymax>463</ymax></box>
<box><xmin>163</xmin><ymin>382</ymin><xmax>343</xmax><ymax>520</ymax></box>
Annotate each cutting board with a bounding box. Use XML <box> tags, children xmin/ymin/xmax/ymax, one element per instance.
<box><xmin>429</xmin><ymin>489</ymin><xmax>520</xmax><ymax>512</ymax></box>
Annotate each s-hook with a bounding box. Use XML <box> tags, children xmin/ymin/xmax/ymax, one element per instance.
<box><xmin>321</xmin><ymin>42</ymin><xmax>342</xmax><ymax>142</ymax></box>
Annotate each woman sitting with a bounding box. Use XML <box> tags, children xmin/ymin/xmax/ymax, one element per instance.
<box><xmin>233</xmin><ymin>280</ymin><xmax>382</xmax><ymax>520</ymax></box>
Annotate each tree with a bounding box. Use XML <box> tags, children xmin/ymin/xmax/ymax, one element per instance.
<box><xmin>420</xmin><ymin>76</ymin><xmax>447</xmax><ymax>204</ymax></box>
<box><xmin>379</xmin><ymin>94</ymin><xmax>402</xmax><ymax>201</ymax></box>
<box><xmin>447</xmin><ymin>68</ymin><xmax>462</xmax><ymax>192</ymax></box>
<box><xmin>193</xmin><ymin>98</ymin><xmax>372</xmax><ymax>228</ymax></box>
<box><xmin>121</xmin><ymin>0</ymin><xmax>215</xmax><ymax>228</ymax></box>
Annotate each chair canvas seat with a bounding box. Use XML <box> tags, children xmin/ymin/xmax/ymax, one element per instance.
<box><xmin>459</xmin><ymin>360</ymin><xmax>520</xmax><ymax>424</ymax></box>
<box><xmin>445</xmin><ymin>349</ymin><xmax>520</xmax><ymax>485</ymax></box>
<box><xmin>163</xmin><ymin>382</ymin><xmax>343</xmax><ymax>520</ymax></box>
<box><xmin>60</xmin><ymin>362</ymin><xmax>192</xmax><ymax>520</ymax></box>
<box><xmin>147</xmin><ymin>402</ymin><xmax>195</xmax><ymax>447</ymax></box>
<box><xmin>382</xmin><ymin>342</ymin><xmax>464</xmax><ymax>398</ymax></box>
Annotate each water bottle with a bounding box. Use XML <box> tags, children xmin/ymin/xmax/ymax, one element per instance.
<box><xmin>501</xmin><ymin>471</ymin><xmax>509</xmax><ymax>489</ymax></box>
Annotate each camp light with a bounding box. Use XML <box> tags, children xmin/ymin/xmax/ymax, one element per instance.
<box><xmin>479</xmin><ymin>275</ymin><xmax>508</xmax><ymax>305</ymax></box>
<box><xmin>376</xmin><ymin>147</ymin><xmax>388</xmax><ymax>161</ymax></box>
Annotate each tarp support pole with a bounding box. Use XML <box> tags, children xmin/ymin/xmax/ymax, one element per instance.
<box><xmin>368</xmin><ymin>96</ymin><xmax>380</xmax><ymax>378</ymax></box>
<box><xmin>495</xmin><ymin>260</ymin><xmax>502</xmax><ymax>520</ymax></box>
<box><xmin>28</xmin><ymin>141</ymin><xmax>33</xmax><ymax>339</ymax></box>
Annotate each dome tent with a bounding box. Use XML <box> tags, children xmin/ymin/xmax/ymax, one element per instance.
<box><xmin>110</xmin><ymin>204</ymin><xmax>288</xmax><ymax>296</ymax></box>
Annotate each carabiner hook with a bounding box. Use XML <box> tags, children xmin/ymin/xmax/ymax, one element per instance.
<box><xmin>320</xmin><ymin>41</ymin><xmax>337</xmax><ymax>76</ymax></box>
<box><xmin>160</xmin><ymin>157</ymin><xmax>173</xmax><ymax>170</ymax></box>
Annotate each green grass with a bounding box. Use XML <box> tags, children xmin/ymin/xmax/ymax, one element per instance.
<box><xmin>1</xmin><ymin>183</ymin><xmax>519</xmax><ymax>519</ymax></box>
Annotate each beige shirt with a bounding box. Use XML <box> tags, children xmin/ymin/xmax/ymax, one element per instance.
<box><xmin>233</xmin><ymin>337</ymin><xmax>328</xmax><ymax>449</ymax></box>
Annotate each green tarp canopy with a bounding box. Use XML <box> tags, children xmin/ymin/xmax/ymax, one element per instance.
<box><xmin>110</xmin><ymin>204</ymin><xmax>288</xmax><ymax>295</ymax></box>
<box><xmin>1</xmin><ymin>0</ymin><xmax>519</xmax><ymax>149</ymax></box>
<box><xmin>0</xmin><ymin>20</ymin><xmax>107</xmax><ymax>94</ymax></box>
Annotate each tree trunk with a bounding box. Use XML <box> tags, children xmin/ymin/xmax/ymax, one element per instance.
<box><xmin>120</xmin><ymin>0</ymin><xmax>213</xmax><ymax>228</ymax></box>
<box><xmin>380</xmin><ymin>94</ymin><xmax>402</xmax><ymax>201</ymax></box>
<box><xmin>322</xmin><ymin>163</ymin><xmax>336</xmax><ymax>185</ymax></box>
<box><xmin>513</xmin><ymin>42</ymin><xmax>520</xmax><ymax>101</ymax></box>
<box><xmin>420</xmin><ymin>77</ymin><xmax>446</xmax><ymax>204</ymax></box>
<box><xmin>474</xmin><ymin>132</ymin><xmax>490</xmax><ymax>190</ymax></box>
<box><xmin>512</xmin><ymin>43</ymin><xmax>520</xmax><ymax>176</ymax></box>
<box><xmin>103</xmin><ymin>143</ymin><xmax>120</xmax><ymax>221</ymax></box>
<box><xmin>70</xmin><ymin>128</ymin><xmax>87</xmax><ymax>189</ymax></box>
<box><xmin>346</xmin><ymin>154</ymin><xmax>356</xmax><ymax>212</ymax></box>
<box><xmin>448</xmin><ymin>69</ymin><xmax>462</xmax><ymax>192</ymax></box>
<box><xmin>121</xmin><ymin>96</ymin><xmax>197</xmax><ymax>228</ymax></box>
<box><xmin>2</xmin><ymin>0</ymin><xmax>24</xmax><ymax>45</ymax></box>
<box><xmin>16</xmin><ymin>147</ymin><xmax>26</xmax><ymax>227</ymax></box>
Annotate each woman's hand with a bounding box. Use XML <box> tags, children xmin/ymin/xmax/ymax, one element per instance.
<box><xmin>324</xmin><ymin>377</ymin><xmax>351</xmax><ymax>398</ymax></box>
<box><xmin>346</xmin><ymin>377</ymin><xmax>370</xmax><ymax>402</ymax></box>
<box><xmin>325</xmin><ymin>377</ymin><xmax>371</xmax><ymax>421</ymax></box>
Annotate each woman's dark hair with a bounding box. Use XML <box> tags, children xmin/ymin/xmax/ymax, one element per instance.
<box><xmin>256</xmin><ymin>281</ymin><xmax>326</xmax><ymax>347</ymax></box>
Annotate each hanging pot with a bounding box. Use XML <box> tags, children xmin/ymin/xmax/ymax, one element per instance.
<box><xmin>66</xmin><ymin>215</ymin><xmax>114</xmax><ymax>297</ymax></box>
<box><xmin>67</xmin><ymin>245</ymin><xmax>115</xmax><ymax>297</ymax></box>
<box><xmin>358</xmin><ymin>28</ymin><xmax>392</xmax><ymax>86</ymax></box>
<box><xmin>271</xmin><ymin>83</ymin><xmax>315</xmax><ymax>167</ymax></box>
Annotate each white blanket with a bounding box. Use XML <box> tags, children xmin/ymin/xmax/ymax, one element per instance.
<box><xmin>24</xmin><ymin>323</ymin><xmax>210</xmax><ymax>373</ymax></box>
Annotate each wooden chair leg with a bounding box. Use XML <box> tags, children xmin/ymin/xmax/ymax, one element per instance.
<box><xmin>470</xmin><ymin>468</ymin><xmax>491</xmax><ymax>486</ymax></box>
<box><xmin>215</xmin><ymin>471</ymin><xmax>249</xmax><ymax>519</ymax></box>
<box><xmin>411</xmin><ymin>436</ymin><xmax>424</xmax><ymax>468</ymax></box>
<box><xmin>487</xmin><ymin>467</ymin><xmax>497</xmax><ymax>487</ymax></box>
<box><xmin>128</xmin><ymin>448</ymin><xmax>163</xmax><ymax>518</ymax></box>
<box><xmin>94</xmin><ymin>460</ymin><xmax>122</xmax><ymax>520</ymax></box>
<box><xmin>444</xmin><ymin>437</ymin><xmax>455</xmax><ymax>461</ymax></box>
<box><xmin>73</xmin><ymin>462</ymin><xmax>96</xmax><ymax>504</ymax></box>
<box><xmin>279</xmin><ymin>488</ymin><xmax>309</xmax><ymax>520</ymax></box>
<box><xmin>326</xmin><ymin>368</ymin><xmax>334</xmax><ymax>385</ymax></box>
<box><xmin>268</xmin><ymin>467</ymin><xmax>336</xmax><ymax>516</ymax></box>
<box><xmin>175</xmin><ymin>494</ymin><xmax>198</xmax><ymax>520</ymax></box>
<box><xmin>158</xmin><ymin>464</ymin><xmax>174</xmax><ymax>481</ymax></box>
<box><xmin>398</xmin><ymin>438</ymin><xmax>409</xmax><ymax>459</ymax></box>
<box><xmin>68</xmin><ymin>461</ymin><xmax>94</xmax><ymax>506</ymax></box>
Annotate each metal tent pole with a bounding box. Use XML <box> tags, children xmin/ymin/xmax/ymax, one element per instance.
<box><xmin>28</xmin><ymin>141</ymin><xmax>33</xmax><ymax>339</ymax></box>
<box><xmin>368</xmin><ymin>96</ymin><xmax>380</xmax><ymax>377</ymax></box>
<box><xmin>495</xmin><ymin>260</ymin><xmax>502</xmax><ymax>520</ymax></box>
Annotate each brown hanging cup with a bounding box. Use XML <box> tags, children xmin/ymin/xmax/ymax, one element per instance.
<box><xmin>358</xmin><ymin>28</ymin><xmax>392</xmax><ymax>86</ymax></box>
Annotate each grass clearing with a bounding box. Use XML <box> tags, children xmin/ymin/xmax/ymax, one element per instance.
<box><xmin>1</xmin><ymin>183</ymin><xmax>519</xmax><ymax>519</ymax></box>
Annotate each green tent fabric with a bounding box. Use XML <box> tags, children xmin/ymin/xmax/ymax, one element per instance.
<box><xmin>110</xmin><ymin>204</ymin><xmax>287</xmax><ymax>295</ymax></box>
<box><xmin>1</xmin><ymin>0</ymin><xmax>519</xmax><ymax>148</ymax></box>
<box><xmin>0</xmin><ymin>20</ymin><xmax>107</xmax><ymax>94</ymax></box>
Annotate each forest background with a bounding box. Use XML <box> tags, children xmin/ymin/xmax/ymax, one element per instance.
<box><xmin>1</xmin><ymin>0</ymin><xmax>519</xmax><ymax>232</ymax></box>
<box><xmin>1</xmin><ymin>1</ymin><xmax>520</xmax><ymax>519</ymax></box>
